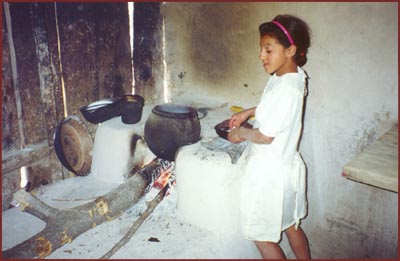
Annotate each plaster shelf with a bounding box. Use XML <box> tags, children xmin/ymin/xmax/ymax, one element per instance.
<box><xmin>342</xmin><ymin>123</ymin><xmax>398</xmax><ymax>193</ymax></box>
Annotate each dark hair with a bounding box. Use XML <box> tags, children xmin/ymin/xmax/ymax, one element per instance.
<box><xmin>259</xmin><ymin>14</ymin><xmax>311</xmax><ymax>66</ymax></box>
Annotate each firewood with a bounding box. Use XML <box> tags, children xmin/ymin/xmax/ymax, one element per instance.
<box><xmin>2</xmin><ymin>160</ymin><xmax>161</xmax><ymax>259</ymax></box>
<box><xmin>100</xmin><ymin>184</ymin><xmax>170</xmax><ymax>259</ymax></box>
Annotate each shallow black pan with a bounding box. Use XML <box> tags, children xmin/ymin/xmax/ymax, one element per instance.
<box><xmin>80</xmin><ymin>97</ymin><xmax>122</xmax><ymax>124</ymax></box>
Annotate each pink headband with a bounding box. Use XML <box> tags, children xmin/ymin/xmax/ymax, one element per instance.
<box><xmin>272</xmin><ymin>21</ymin><xmax>294</xmax><ymax>45</ymax></box>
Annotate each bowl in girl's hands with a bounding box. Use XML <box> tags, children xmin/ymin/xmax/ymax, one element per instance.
<box><xmin>214</xmin><ymin>119</ymin><xmax>253</xmax><ymax>140</ymax></box>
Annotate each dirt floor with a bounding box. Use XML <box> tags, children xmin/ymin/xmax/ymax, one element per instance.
<box><xmin>2</xmin><ymin>177</ymin><xmax>267</xmax><ymax>259</ymax></box>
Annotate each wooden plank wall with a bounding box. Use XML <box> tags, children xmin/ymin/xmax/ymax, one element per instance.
<box><xmin>133</xmin><ymin>2</ymin><xmax>164</xmax><ymax>104</ymax></box>
<box><xmin>2</xmin><ymin>2</ymin><xmax>133</xmax><ymax>210</ymax></box>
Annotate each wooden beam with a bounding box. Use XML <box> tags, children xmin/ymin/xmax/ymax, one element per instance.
<box><xmin>2</xmin><ymin>142</ymin><xmax>50</xmax><ymax>173</ymax></box>
<box><xmin>3</xmin><ymin>2</ymin><xmax>26</xmax><ymax>148</ymax></box>
<box><xmin>2</xmin><ymin>159</ymin><xmax>163</xmax><ymax>259</ymax></box>
<box><xmin>31</xmin><ymin>3</ymin><xmax>59</xmax><ymax>147</ymax></box>
<box><xmin>133</xmin><ymin>2</ymin><xmax>163</xmax><ymax>104</ymax></box>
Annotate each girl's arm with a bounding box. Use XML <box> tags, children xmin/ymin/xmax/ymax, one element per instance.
<box><xmin>228</xmin><ymin>106</ymin><xmax>274</xmax><ymax>144</ymax></box>
<box><xmin>228</xmin><ymin>127</ymin><xmax>274</xmax><ymax>144</ymax></box>
<box><xmin>229</xmin><ymin>107</ymin><xmax>256</xmax><ymax>129</ymax></box>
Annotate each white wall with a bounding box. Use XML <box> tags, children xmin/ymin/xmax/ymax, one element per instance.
<box><xmin>163</xmin><ymin>2</ymin><xmax>398</xmax><ymax>258</ymax></box>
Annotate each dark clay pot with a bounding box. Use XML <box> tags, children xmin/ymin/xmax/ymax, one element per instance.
<box><xmin>144</xmin><ymin>104</ymin><xmax>201</xmax><ymax>161</ymax></box>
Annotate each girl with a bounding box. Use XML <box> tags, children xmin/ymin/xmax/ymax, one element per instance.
<box><xmin>228</xmin><ymin>14</ymin><xmax>311</xmax><ymax>259</ymax></box>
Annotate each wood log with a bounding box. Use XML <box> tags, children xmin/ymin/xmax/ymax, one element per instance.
<box><xmin>100</xmin><ymin>184</ymin><xmax>170</xmax><ymax>259</ymax></box>
<box><xmin>2</xmin><ymin>160</ymin><xmax>162</xmax><ymax>259</ymax></box>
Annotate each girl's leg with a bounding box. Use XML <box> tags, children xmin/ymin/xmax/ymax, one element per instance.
<box><xmin>284</xmin><ymin>225</ymin><xmax>311</xmax><ymax>259</ymax></box>
<box><xmin>254</xmin><ymin>241</ymin><xmax>286</xmax><ymax>259</ymax></box>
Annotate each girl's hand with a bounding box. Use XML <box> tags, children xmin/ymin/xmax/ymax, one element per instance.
<box><xmin>229</xmin><ymin>107</ymin><xmax>256</xmax><ymax>129</ymax></box>
<box><xmin>228</xmin><ymin>127</ymin><xmax>246</xmax><ymax>143</ymax></box>
<box><xmin>229</xmin><ymin>112</ymin><xmax>247</xmax><ymax>129</ymax></box>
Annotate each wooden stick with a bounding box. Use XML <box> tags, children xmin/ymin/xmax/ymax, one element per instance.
<box><xmin>100</xmin><ymin>184</ymin><xmax>170</xmax><ymax>259</ymax></box>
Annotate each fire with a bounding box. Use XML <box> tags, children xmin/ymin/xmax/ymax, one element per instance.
<box><xmin>153</xmin><ymin>168</ymin><xmax>172</xmax><ymax>190</ymax></box>
<box><xmin>146</xmin><ymin>159</ymin><xmax>175</xmax><ymax>195</ymax></box>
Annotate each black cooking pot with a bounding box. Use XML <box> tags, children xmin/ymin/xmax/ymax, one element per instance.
<box><xmin>144</xmin><ymin>104</ymin><xmax>201</xmax><ymax>161</ymax></box>
<box><xmin>121</xmin><ymin>94</ymin><xmax>144</xmax><ymax>124</ymax></box>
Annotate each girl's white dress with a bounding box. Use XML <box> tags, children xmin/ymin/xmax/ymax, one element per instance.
<box><xmin>238</xmin><ymin>66</ymin><xmax>308</xmax><ymax>243</ymax></box>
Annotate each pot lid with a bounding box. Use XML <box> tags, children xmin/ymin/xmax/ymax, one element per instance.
<box><xmin>54</xmin><ymin>116</ymin><xmax>93</xmax><ymax>176</ymax></box>
<box><xmin>152</xmin><ymin>103</ymin><xmax>197</xmax><ymax>119</ymax></box>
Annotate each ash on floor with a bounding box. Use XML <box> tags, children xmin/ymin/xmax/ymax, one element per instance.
<box><xmin>2</xmin><ymin>181</ymin><xmax>263</xmax><ymax>259</ymax></box>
